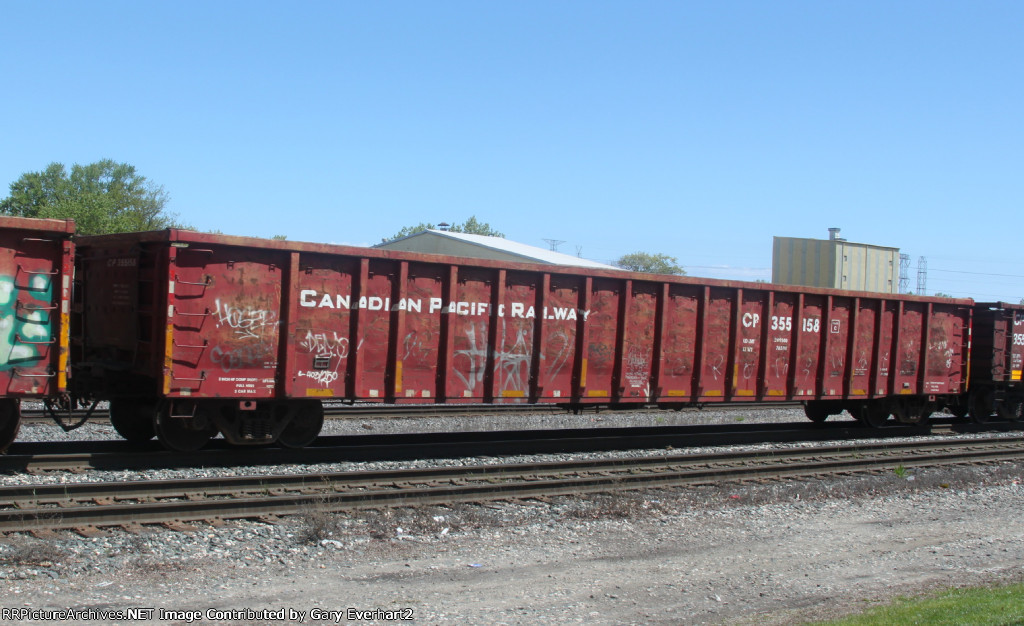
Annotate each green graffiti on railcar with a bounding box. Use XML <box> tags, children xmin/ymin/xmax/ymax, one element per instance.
<box><xmin>0</xmin><ymin>274</ymin><xmax>52</xmax><ymax>369</ymax></box>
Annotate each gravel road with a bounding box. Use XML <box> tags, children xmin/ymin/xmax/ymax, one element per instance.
<box><xmin>1</xmin><ymin>409</ymin><xmax>1022</xmax><ymax>625</ymax></box>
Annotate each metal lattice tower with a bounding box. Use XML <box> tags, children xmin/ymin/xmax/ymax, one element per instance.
<box><xmin>542</xmin><ymin>239</ymin><xmax>565</xmax><ymax>252</ymax></box>
<box><xmin>916</xmin><ymin>256</ymin><xmax>928</xmax><ymax>295</ymax></box>
<box><xmin>899</xmin><ymin>253</ymin><xmax>911</xmax><ymax>293</ymax></box>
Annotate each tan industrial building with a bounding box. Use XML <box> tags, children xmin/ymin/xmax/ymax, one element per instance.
<box><xmin>772</xmin><ymin>229</ymin><xmax>900</xmax><ymax>294</ymax></box>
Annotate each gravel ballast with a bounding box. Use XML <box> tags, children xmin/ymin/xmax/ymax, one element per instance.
<box><xmin>1</xmin><ymin>408</ymin><xmax>1023</xmax><ymax>625</ymax></box>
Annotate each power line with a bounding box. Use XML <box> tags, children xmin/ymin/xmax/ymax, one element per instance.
<box><xmin>929</xmin><ymin>276</ymin><xmax>1024</xmax><ymax>286</ymax></box>
<box><xmin>930</xmin><ymin>268</ymin><xmax>1024</xmax><ymax>279</ymax></box>
<box><xmin>686</xmin><ymin>265</ymin><xmax>770</xmax><ymax>271</ymax></box>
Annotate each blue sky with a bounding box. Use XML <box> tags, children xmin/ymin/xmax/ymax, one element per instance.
<box><xmin>2</xmin><ymin>2</ymin><xmax>1022</xmax><ymax>301</ymax></box>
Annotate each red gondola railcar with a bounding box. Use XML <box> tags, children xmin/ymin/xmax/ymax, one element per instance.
<box><xmin>966</xmin><ymin>302</ymin><xmax>1024</xmax><ymax>421</ymax></box>
<box><xmin>0</xmin><ymin>217</ymin><xmax>75</xmax><ymax>451</ymax></box>
<box><xmin>70</xmin><ymin>229</ymin><xmax>973</xmax><ymax>451</ymax></box>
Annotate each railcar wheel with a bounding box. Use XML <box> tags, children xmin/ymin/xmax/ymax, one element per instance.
<box><xmin>109</xmin><ymin>400</ymin><xmax>157</xmax><ymax>443</ymax></box>
<box><xmin>969</xmin><ymin>390</ymin><xmax>994</xmax><ymax>424</ymax></box>
<box><xmin>803</xmin><ymin>402</ymin><xmax>830</xmax><ymax>423</ymax></box>
<box><xmin>0</xmin><ymin>400</ymin><xmax>20</xmax><ymax>453</ymax></box>
<box><xmin>278</xmin><ymin>401</ymin><xmax>324</xmax><ymax>449</ymax></box>
<box><xmin>996</xmin><ymin>398</ymin><xmax>1023</xmax><ymax>422</ymax></box>
<box><xmin>858</xmin><ymin>402</ymin><xmax>891</xmax><ymax>428</ymax></box>
<box><xmin>892</xmin><ymin>399</ymin><xmax>928</xmax><ymax>425</ymax></box>
<box><xmin>946</xmin><ymin>396</ymin><xmax>969</xmax><ymax>419</ymax></box>
<box><xmin>154</xmin><ymin>404</ymin><xmax>217</xmax><ymax>452</ymax></box>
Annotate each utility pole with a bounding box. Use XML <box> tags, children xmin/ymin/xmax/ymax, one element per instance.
<box><xmin>916</xmin><ymin>256</ymin><xmax>928</xmax><ymax>295</ymax></box>
<box><xmin>542</xmin><ymin>239</ymin><xmax>565</xmax><ymax>252</ymax></box>
<box><xmin>899</xmin><ymin>253</ymin><xmax>910</xmax><ymax>293</ymax></box>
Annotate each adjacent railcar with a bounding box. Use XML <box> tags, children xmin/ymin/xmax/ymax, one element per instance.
<box><xmin>70</xmin><ymin>229</ymin><xmax>973</xmax><ymax>451</ymax></box>
<box><xmin>0</xmin><ymin>217</ymin><xmax>75</xmax><ymax>452</ymax></box>
<box><xmin>965</xmin><ymin>302</ymin><xmax>1024</xmax><ymax>421</ymax></box>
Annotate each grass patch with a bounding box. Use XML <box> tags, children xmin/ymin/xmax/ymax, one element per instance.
<box><xmin>0</xmin><ymin>539</ymin><xmax>67</xmax><ymax>567</ymax></box>
<box><xmin>296</xmin><ymin>503</ymin><xmax>341</xmax><ymax>544</ymax></box>
<box><xmin>818</xmin><ymin>583</ymin><xmax>1024</xmax><ymax>625</ymax></box>
<box><xmin>562</xmin><ymin>492</ymin><xmax>666</xmax><ymax>520</ymax></box>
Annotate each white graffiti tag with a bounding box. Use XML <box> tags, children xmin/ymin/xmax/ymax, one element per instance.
<box><xmin>624</xmin><ymin>347</ymin><xmax>650</xmax><ymax>388</ymax></box>
<box><xmin>214</xmin><ymin>299</ymin><xmax>279</xmax><ymax>340</ymax></box>
<box><xmin>451</xmin><ymin>320</ymin><xmax>537</xmax><ymax>395</ymax></box>
<box><xmin>298</xmin><ymin>370</ymin><xmax>339</xmax><ymax>386</ymax></box>
<box><xmin>300</xmin><ymin>331</ymin><xmax>354</xmax><ymax>368</ymax></box>
<box><xmin>298</xmin><ymin>330</ymin><xmax>362</xmax><ymax>384</ymax></box>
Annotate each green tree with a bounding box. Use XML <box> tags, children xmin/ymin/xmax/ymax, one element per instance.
<box><xmin>614</xmin><ymin>252</ymin><xmax>685</xmax><ymax>275</ymax></box>
<box><xmin>0</xmin><ymin>160</ymin><xmax>186</xmax><ymax>235</ymax></box>
<box><xmin>935</xmin><ymin>292</ymin><xmax>953</xmax><ymax>298</ymax></box>
<box><xmin>382</xmin><ymin>215</ymin><xmax>504</xmax><ymax>243</ymax></box>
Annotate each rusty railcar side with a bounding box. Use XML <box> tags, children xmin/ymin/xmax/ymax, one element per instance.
<box><xmin>0</xmin><ymin>216</ymin><xmax>75</xmax><ymax>451</ymax></box>
<box><xmin>72</xmin><ymin>229</ymin><xmax>972</xmax><ymax>450</ymax></box>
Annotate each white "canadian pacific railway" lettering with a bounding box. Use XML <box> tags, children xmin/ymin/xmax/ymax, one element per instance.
<box><xmin>298</xmin><ymin>290</ymin><xmax>590</xmax><ymax>321</ymax></box>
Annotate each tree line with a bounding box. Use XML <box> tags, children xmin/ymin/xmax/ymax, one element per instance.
<box><xmin>1</xmin><ymin>160</ymin><xmax>686</xmax><ymax>275</ymax></box>
<box><xmin>0</xmin><ymin>160</ymin><xmax>185</xmax><ymax>235</ymax></box>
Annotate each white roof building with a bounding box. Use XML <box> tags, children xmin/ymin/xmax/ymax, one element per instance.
<box><xmin>376</xmin><ymin>230</ymin><xmax>617</xmax><ymax>270</ymax></box>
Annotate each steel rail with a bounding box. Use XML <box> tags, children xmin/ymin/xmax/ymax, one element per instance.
<box><xmin>21</xmin><ymin>403</ymin><xmax>563</xmax><ymax>422</ymax></box>
<box><xmin>2</xmin><ymin>435</ymin><xmax>1020</xmax><ymax>504</ymax></box>
<box><xmin>1</xmin><ymin>435</ymin><xmax>1021</xmax><ymax>533</ymax></box>
<box><xmin>19</xmin><ymin>401</ymin><xmax>805</xmax><ymax>423</ymax></box>
<box><xmin>2</xmin><ymin>420</ymin><xmax>974</xmax><ymax>473</ymax></box>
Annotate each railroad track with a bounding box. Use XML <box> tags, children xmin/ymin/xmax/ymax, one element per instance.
<box><xmin>3</xmin><ymin>419</ymin><xmax>995</xmax><ymax>472</ymax></box>
<box><xmin>20</xmin><ymin>401</ymin><xmax>804</xmax><ymax>424</ymax></box>
<box><xmin>2</xmin><ymin>435</ymin><xmax>1022</xmax><ymax>533</ymax></box>
<box><xmin>20</xmin><ymin>403</ymin><xmax>567</xmax><ymax>424</ymax></box>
